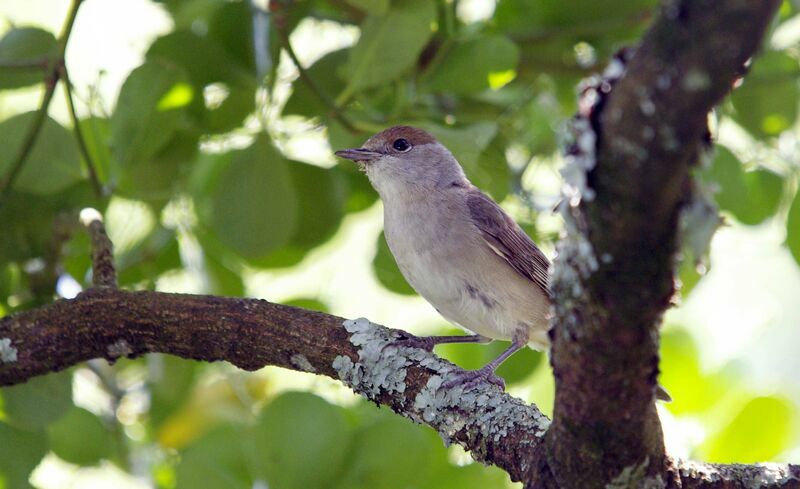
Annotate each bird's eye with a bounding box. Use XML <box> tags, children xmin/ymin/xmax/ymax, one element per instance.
<box><xmin>392</xmin><ymin>138</ymin><xmax>411</xmax><ymax>152</ymax></box>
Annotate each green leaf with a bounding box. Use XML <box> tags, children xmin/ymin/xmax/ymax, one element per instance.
<box><xmin>1</xmin><ymin>370</ymin><xmax>72</xmax><ymax>429</ymax></box>
<box><xmin>373</xmin><ymin>233</ymin><xmax>416</xmax><ymax>295</ymax></box>
<box><xmin>337</xmin><ymin>416</ymin><xmax>441</xmax><ymax>489</ymax></box>
<box><xmin>48</xmin><ymin>407</ymin><xmax>114</xmax><ymax>466</ymax></box>
<box><xmin>0</xmin><ymin>27</ymin><xmax>57</xmax><ymax>89</ymax></box>
<box><xmin>147</xmin><ymin>30</ymin><xmax>256</xmax><ymax>133</ymax></box>
<box><xmin>704</xmin><ymin>147</ymin><xmax>783</xmax><ymax>225</ymax></box>
<box><xmin>423</xmin><ymin>461</ymin><xmax>510</xmax><ymax>489</ymax></box>
<box><xmin>333</xmin><ymin>162</ymin><xmax>379</xmax><ymax>213</ymax></box>
<box><xmin>787</xmin><ymin>189</ymin><xmax>800</xmax><ymax>265</ymax></box>
<box><xmin>731</xmin><ymin>51</ymin><xmax>799</xmax><ymax>138</ymax></box>
<box><xmin>205</xmin><ymin>137</ymin><xmax>298</xmax><ymax>260</ymax></box>
<box><xmin>110</xmin><ymin>60</ymin><xmax>192</xmax><ymax>168</ymax></box>
<box><xmin>0</xmin><ymin>422</ymin><xmax>48</xmax><ymax>488</ymax></box>
<box><xmin>0</xmin><ymin>113</ymin><xmax>84</xmax><ymax>195</ymax></box>
<box><xmin>288</xmin><ymin>161</ymin><xmax>347</xmax><ymax>248</ymax></box>
<box><xmin>203</xmin><ymin>250</ymin><xmax>245</xmax><ymax>297</ymax></box>
<box><xmin>255</xmin><ymin>392</ymin><xmax>351</xmax><ymax>489</ymax></box>
<box><xmin>342</xmin><ymin>0</ymin><xmax>436</xmax><ymax>94</ymax></box>
<box><xmin>284</xmin><ymin>49</ymin><xmax>348</xmax><ymax>118</ymax></box>
<box><xmin>149</xmin><ymin>355</ymin><xmax>199</xmax><ymax>428</ymax></box>
<box><xmin>283</xmin><ymin>298</ymin><xmax>329</xmax><ymax>313</ymax></box>
<box><xmin>495</xmin><ymin>0</ymin><xmax>656</xmax><ymax>35</ymax></box>
<box><xmin>703</xmin><ymin>396</ymin><xmax>794</xmax><ymax>463</ymax></box>
<box><xmin>116</xmin><ymin>130</ymin><xmax>199</xmax><ymax>204</ymax></box>
<box><xmin>659</xmin><ymin>328</ymin><xmax>727</xmax><ymax>415</ymax></box>
<box><xmin>427</xmin><ymin>35</ymin><xmax>520</xmax><ymax>94</ymax></box>
<box><xmin>176</xmin><ymin>424</ymin><xmax>252</xmax><ymax>489</ymax></box>
<box><xmin>116</xmin><ymin>226</ymin><xmax>182</xmax><ymax>286</ymax></box>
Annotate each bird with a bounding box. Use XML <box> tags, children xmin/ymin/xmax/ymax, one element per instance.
<box><xmin>335</xmin><ymin>125</ymin><xmax>551</xmax><ymax>389</ymax></box>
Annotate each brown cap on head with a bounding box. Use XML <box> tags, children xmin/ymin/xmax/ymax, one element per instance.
<box><xmin>363</xmin><ymin>125</ymin><xmax>437</xmax><ymax>150</ymax></box>
<box><xmin>334</xmin><ymin>125</ymin><xmax>438</xmax><ymax>162</ymax></box>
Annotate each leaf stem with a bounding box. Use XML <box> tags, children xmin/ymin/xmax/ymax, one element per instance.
<box><xmin>0</xmin><ymin>0</ymin><xmax>85</xmax><ymax>195</ymax></box>
<box><xmin>62</xmin><ymin>67</ymin><xmax>103</xmax><ymax>197</ymax></box>
<box><xmin>274</xmin><ymin>22</ymin><xmax>359</xmax><ymax>133</ymax></box>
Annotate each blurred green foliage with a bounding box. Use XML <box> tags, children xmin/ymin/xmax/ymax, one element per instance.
<box><xmin>1</xmin><ymin>0</ymin><xmax>799</xmax><ymax>486</ymax></box>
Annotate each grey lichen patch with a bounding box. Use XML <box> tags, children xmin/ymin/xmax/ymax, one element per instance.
<box><xmin>413</xmin><ymin>373</ymin><xmax>550</xmax><ymax>451</ymax></box>
<box><xmin>107</xmin><ymin>339</ymin><xmax>133</xmax><ymax>359</ymax></box>
<box><xmin>741</xmin><ymin>463</ymin><xmax>799</xmax><ymax>489</ymax></box>
<box><xmin>677</xmin><ymin>459</ymin><xmax>722</xmax><ymax>483</ymax></box>
<box><xmin>0</xmin><ymin>337</ymin><xmax>18</xmax><ymax>363</ymax></box>
<box><xmin>290</xmin><ymin>353</ymin><xmax>316</xmax><ymax>373</ymax></box>
<box><xmin>679</xmin><ymin>177</ymin><xmax>722</xmax><ymax>274</ymax></box>
<box><xmin>333</xmin><ymin>317</ymin><xmax>419</xmax><ymax>398</ymax></box>
<box><xmin>333</xmin><ymin>317</ymin><xmax>550</xmax><ymax>458</ymax></box>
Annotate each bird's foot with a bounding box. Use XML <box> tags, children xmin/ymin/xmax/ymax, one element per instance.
<box><xmin>442</xmin><ymin>366</ymin><xmax>505</xmax><ymax>391</ymax></box>
<box><xmin>386</xmin><ymin>331</ymin><xmax>436</xmax><ymax>352</ymax></box>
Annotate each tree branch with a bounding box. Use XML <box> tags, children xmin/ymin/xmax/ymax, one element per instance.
<box><xmin>548</xmin><ymin>0</ymin><xmax>783</xmax><ymax>487</ymax></box>
<box><xmin>0</xmin><ymin>289</ymin><xmax>550</xmax><ymax>484</ymax></box>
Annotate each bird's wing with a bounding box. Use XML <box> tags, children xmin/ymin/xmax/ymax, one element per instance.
<box><xmin>466</xmin><ymin>190</ymin><xmax>551</xmax><ymax>298</ymax></box>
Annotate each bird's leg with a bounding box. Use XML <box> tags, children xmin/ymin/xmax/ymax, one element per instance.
<box><xmin>392</xmin><ymin>332</ymin><xmax>491</xmax><ymax>352</ymax></box>
<box><xmin>442</xmin><ymin>329</ymin><xmax>528</xmax><ymax>390</ymax></box>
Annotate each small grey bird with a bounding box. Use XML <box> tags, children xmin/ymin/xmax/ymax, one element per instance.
<box><xmin>335</xmin><ymin>126</ymin><xmax>550</xmax><ymax>388</ymax></box>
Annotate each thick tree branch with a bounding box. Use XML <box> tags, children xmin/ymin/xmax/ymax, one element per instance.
<box><xmin>548</xmin><ymin>0</ymin><xmax>782</xmax><ymax>487</ymax></box>
<box><xmin>0</xmin><ymin>289</ymin><xmax>549</xmax><ymax>484</ymax></box>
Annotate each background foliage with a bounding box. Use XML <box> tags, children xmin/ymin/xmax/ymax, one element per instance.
<box><xmin>1</xmin><ymin>0</ymin><xmax>800</xmax><ymax>487</ymax></box>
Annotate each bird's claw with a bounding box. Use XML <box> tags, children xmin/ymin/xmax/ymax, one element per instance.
<box><xmin>442</xmin><ymin>367</ymin><xmax>505</xmax><ymax>390</ymax></box>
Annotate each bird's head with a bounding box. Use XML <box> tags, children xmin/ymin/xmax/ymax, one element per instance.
<box><xmin>335</xmin><ymin>126</ymin><xmax>468</xmax><ymax>199</ymax></box>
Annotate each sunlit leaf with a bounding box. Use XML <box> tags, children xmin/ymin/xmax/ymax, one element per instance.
<box><xmin>660</xmin><ymin>328</ymin><xmax>727</xmax><ymax>415</ymax></box>
<box><xmin>703</xmin><ymin>396</ymin><xmax>794</xmax><ymax>463</ymax></box>
<box><xmin>48</xmin><ymin>407</ymin><xmax>114</xmax><ymax>466</ymax></box>
<box><xmin>110</xmin><ymin>60</ymin><xmax>191</xmax><ymax>168</ymax></box>
<box><xmin>787</xmin><ymin>189</ymin><xmax>800</xmax><ymax>265</ymax></box>
<box><xmin>0</xmin><ymin>27</ymin><xmax>56</xmax><ymax>89</ymax></box>
<box><xmin>0</xmin><ymin>113</ymin><xmax>84</xmax><ymax>195</ymax></box>
<box><xmin>255</xmin><ymin>392</ymin><xmax>351</xmax><ymax>489</ymax></box>
<box><xmin>426</xmin><ymin>35</ymin><xmax>520</xmax><ymax>94</ymax></box>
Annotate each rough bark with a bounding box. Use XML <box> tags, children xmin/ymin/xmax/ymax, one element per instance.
<box><xmin>0</xmin><ymin>0</ymin><xmax>795</xmax><ymax>487</ymax></box>
<box><xmin>547</xmin><ymin>0</ymin><xmax>783</xmax><ymax>487</ymax></box>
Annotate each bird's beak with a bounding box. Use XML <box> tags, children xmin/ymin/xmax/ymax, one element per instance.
<box><xmin>334</xmin><ymin>148</ymin><xmax>382</xmax><ymax>162</ymax></box>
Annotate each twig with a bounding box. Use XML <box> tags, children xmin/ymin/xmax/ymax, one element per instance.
<box><xmin>0</xmin><ymin>58</ymin><xmax>51</xmax><ymax>70</ymax></box>
<box><xmin>274</xmin><ymin>22</ymin><xmax>359</xmax><ymax>133</ymax></box>
<box><xmin>61</xmin><ymin>67</ymin><xmax>103</xmax><ymax>197</ymax></box>
<box><xmin>80</xmin><ymin>208</ymin><xmax>117</xmax><ymax>288</ymax></box>
<box><xmin>0</xmin><ymin>0</ymin><xmax>85</xmax><ymax>195</ymax></box>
